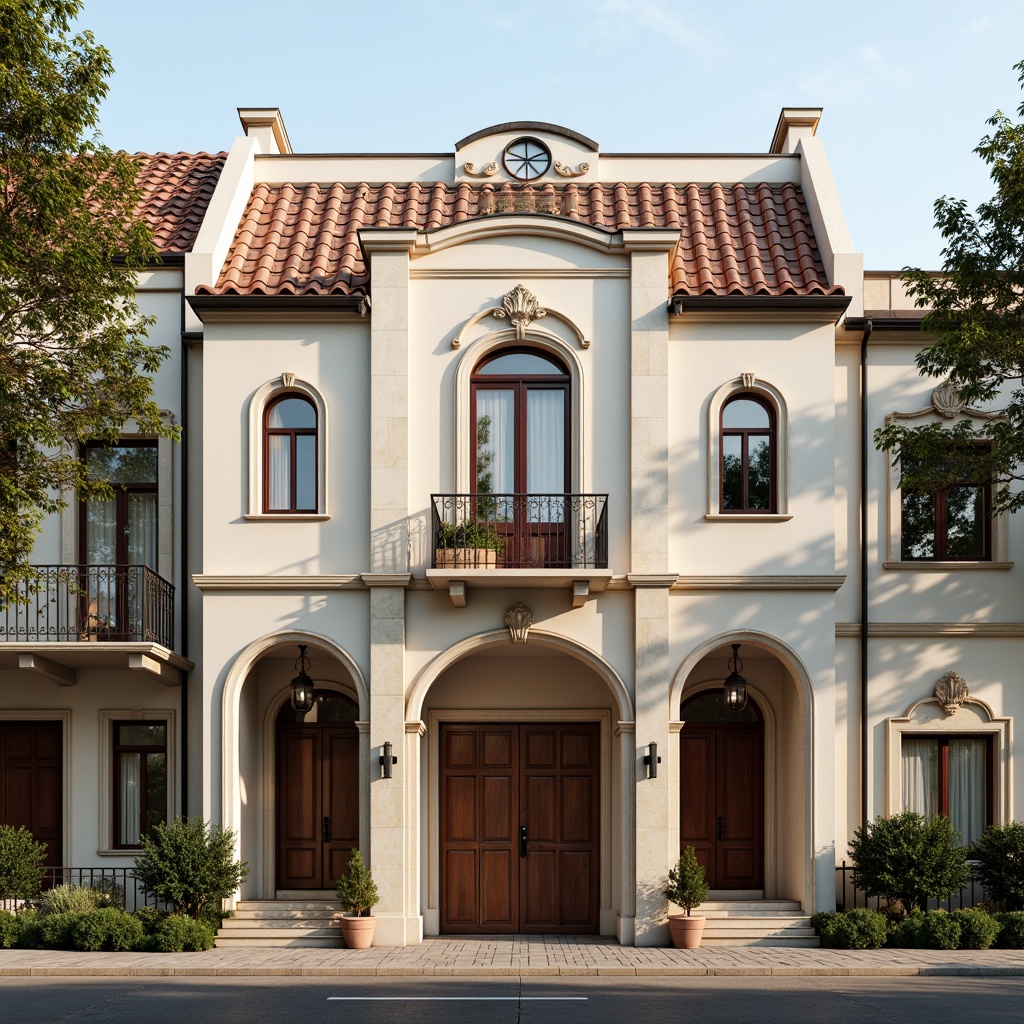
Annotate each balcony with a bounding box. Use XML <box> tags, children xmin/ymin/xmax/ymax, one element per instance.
<box><xmin>0</xmin><ymin>565</ymin><xmax>187</xmax><ymax>685</ymax></box>
<box><xmin>428</xmin><ymin>494</ymin><xmax>611</xmax><ymax>606</ymax></box>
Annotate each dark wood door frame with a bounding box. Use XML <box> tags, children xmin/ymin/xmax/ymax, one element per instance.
<box><xmin>0</xmin><ymin>720</ymin><xmax>64</xmax><ymax>870</ymax></box>
<box><xmin>439</xmin><ymin>721</ymin><xmax>600</xmax><ymax>934</ymax></box>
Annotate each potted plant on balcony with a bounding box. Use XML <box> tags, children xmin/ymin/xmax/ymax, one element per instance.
<box><xmin>664</xmin><ymin>845</ymin><xmax>710</xmax><ymax>948</ymax></box>
<box><xmin>434</xmin><ymin>520</ymin><xmax>504</xmax><ymax>568</ymax></box>
<box><xmin>333</xmin><ymin>849</ymin><xmax>379</xmax><ymax>949</ymax></box>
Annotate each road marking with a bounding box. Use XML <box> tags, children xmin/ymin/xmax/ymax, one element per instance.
<box><xmin>328</xmin><ymin>997</ymin><xmax>587</xmax><ymax>1001</ymax></box>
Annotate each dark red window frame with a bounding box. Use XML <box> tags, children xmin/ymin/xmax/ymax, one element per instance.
<box><xmin>719</xmin><ymin>394</ymin><xmax>776</xmax><ymax>513</ymax></box>
<box><xmin>263</xmin><ymin>394</ymin><xmax>318</xmax><ymax>513</ymax></box>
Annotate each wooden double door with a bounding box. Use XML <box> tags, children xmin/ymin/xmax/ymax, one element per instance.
<box><xmin>440</xmin><ymin>722</ymin><xmax>599</xmax><ymax>933</ymax></box>
<box><xmin>679</xmin><ymin>718</ymin><xmax>764</xmax><ymax>889</ymax></box>
<box><xmin>0</xmin><ymin>721</ymin><xmax>62</xmax><ymax>869</ymax></box>
<box><xmin>276</xmin><ymin>725</ymin><xmax>358</xmax><ymax>889</ymax></box>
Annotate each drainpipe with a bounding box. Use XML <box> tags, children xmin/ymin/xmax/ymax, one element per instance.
<box><xmin>859</xmin><ymin>319</ymin><xmax>873</xmax><ymax>828</ymax></box>
<box><xmin>179</xmin><ymin>287</ymin><xmax>190</xmax><ymax>819</ymax></box>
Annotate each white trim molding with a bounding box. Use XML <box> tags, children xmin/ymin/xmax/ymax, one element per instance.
<box><xmin>706</xmin><ymin>375</ymin><xmax>790</xmax><ymax>518</ymax></box>
<box><xmin>246</xmin><ymin>375</ymin><xmax>329</xmax><ymax>518</ymax></box>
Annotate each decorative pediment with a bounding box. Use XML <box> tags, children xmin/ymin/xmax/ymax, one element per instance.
<box><xmin>885</xmin><ymin>381</ymin><xmax>1000</xmax><ymax>426</ymax></box>
<box><xmin>452</xmin><ymin>284</ymin><xmax>589</xmax><ymax>349</ymax></box>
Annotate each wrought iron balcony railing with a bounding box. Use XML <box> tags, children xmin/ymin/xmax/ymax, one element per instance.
<box><xmin>0</xmin><ymin>565</ymin><xmax>174</xmax><ymax>647</ymax></box>
<box><xmin>431</xmin><ymin>493</ymin><xmax>608</xmax><ymax>570</ymax></box>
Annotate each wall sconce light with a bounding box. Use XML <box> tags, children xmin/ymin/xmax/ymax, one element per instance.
<box><xmin>379</xmin><ymin>741</ymin><xmax>398</xmax><ymax>779</ymax></box>
<box><xmin>643</xmin><ymin>742</ymin><xmax>661</xmax><ymax>780</ymax></box>
<box><xmin>723</xmin><ymin>643</ymin><xmax>748</xmax><ymax>713</ymax></box>
<box><xmin>290</xmin><ymin>644</ymin><xmax>314</xmax><ymax>714</ymax></box>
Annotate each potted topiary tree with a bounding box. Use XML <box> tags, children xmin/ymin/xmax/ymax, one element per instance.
<box><xmin>333</xmin><ymin>850</ymin><xmax>379</xmax><ymax>948</ymax></box>
<box><xmin>664</xmin><ymin>845</ymin><xmax>710</xmax><ymax>948</ymax></box>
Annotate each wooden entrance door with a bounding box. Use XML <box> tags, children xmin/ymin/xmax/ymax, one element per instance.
<box><xmin>277</xmin><ymin>725</ymin><xmax>358</xmax><ymax>889</ymax></box>
<box><xmin>0</xmin><ymin>721</ymin><xmax>63</xmax><ymax>869</ymax></box>
<box><xmin>440</xmin><ymin>722</ymin><xmax>599</xmax><ymax>933</ymax></box>
<box><xmin>679</xmin><ymin>706</ymin><xmax>763</xmax><ymax>889</ymax></box>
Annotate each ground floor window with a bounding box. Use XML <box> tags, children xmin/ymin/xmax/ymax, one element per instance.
<box><xmin>113</xmin><ymin>720</ymin><xmax>167</xmax><ymax>847</ymax></box>
<box><xmin>901</xmin><ymin>735</ymin><xmax>991</xmax><ymax>846</ymax></box>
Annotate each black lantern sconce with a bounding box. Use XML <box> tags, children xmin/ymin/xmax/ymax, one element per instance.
<box><xmin>379</xmin><ymin>741</ymin><xmax>398</xmax><ymax>779</ymax></box>
<box><xmin>723</xmin><ymin>643</ymin><xmax>748</xmax><ymax>713</ymax></box>
<box><xmin>643</xmin><ymin>742</ymin><xmax>662</xmax><ymax>780</ymax></box>
<box><xmin>290</xmin><ymin>644</ymin><xmax>315</xmax><ymax>714</ymax></box>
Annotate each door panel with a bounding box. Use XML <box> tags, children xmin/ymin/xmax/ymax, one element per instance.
<box><xmin>679</xmin><ymin>722</ymin><xmax>763</xmax><ymax>889</ymax></box>
<box><xmin>277</xmin><ymin>725</ymin><xmax>358</xmax><ymax>889</ymax></box>
<box><xmin>440</xmin><ymin>722</ymin><xmax>599</xmax><ymax>934</ymax></box>
<box><xmin>0</xmin><ymin>722</ymin><xmax>63</xmax><ymax>869</ymax></box>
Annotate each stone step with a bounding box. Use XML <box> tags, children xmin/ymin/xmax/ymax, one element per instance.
<box><xmin>216</xmin><ymin>933</ymin><xmax>342</xmax><ymax>948</ymax></box>
<box><xmin>700</xmin><ymin>901</ymin><xmax>802</xmax><ymax>914</ymax></box>
<box><xmin>236</xmin><ymin>900</ymin><xmax>339</xmax><ymax>911</ymax></box>
<box><xmin>222</xmin><ymin>917</ymin><xmax>338</xmax><ymax>929</ymax></box>
<box><xmin>701</xmin><ymin>935</ymin><xmax>820</xmax><ymax>947</ymax></box>
<box><xmin>232</xmin><ymin>909</ymin><xmax>339</xmax><ymax>921</ymax></box>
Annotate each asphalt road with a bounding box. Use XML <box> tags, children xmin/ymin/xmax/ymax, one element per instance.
<box><xmin>2</xmin><ymin>975</ymin><xmax>1024</xmax><ymax>1023</ymax></box>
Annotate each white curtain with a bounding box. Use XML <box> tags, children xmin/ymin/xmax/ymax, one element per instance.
<box><xmin>127</xmin><ymin>492</ymin><xmax>158</xmax><ymax>571</ymax></box>
<box><xmin>119</xmin><ymin>752</ymin><xmax>141</xmax><ymax>845</ymax></box>
<box><xmin>268</xmin><ymin>435</ymin><xmax>290</xmax><ymax>508</ymax></box>
<box><xmin>901</xmin><ymin>738</ymin><xmax>938</xmax><ymax>819</ymax></box>
<box><xmin>475</xmin><ymin>390</ymin><xmax>514</xmax><ymax>493</ymax></box>
<box><xmin>526</xmin><ymin>389</ymin><xmax>564</xmax><ymax>494</ymax></box>
<box><xmin>949</xmin><ymin>738</ymin><xmax>986</xmax><ymax>846</ymax></box>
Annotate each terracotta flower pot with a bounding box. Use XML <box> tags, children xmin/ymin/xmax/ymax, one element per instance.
<box><xmin>667</xmin><ymin>913</ymin><xmax>706</xmax><ymax>949</ymax></box>
<box><xmin>335</xmin><ymin>913</ymin><xmax>376</xmax><ymax>949</ymax></box>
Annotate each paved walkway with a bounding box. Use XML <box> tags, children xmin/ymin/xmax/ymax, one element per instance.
<box><xmin>3</xmin><ymin>937</ymin><xmax>1024</xmax><ymax>977</ymax></box>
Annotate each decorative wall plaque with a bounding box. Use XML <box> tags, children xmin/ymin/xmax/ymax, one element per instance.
<box><xmin>493</xmin><ymin>284</ymin><xmax>547</xmax><ymax>340</ymax></box>
<box><xmin>281</xmin><ymin>372</ymin><xmax>295</xmax><ymax>388</ymax></box>
<box><xmin>934</xmin><ymin>671</ymin><xmax>970</xmax><ymax>715</ymax></box>
<box><xmin>464</xmin><ymin>161</ymin><xmax>499</xmax><ymax>178</ymax></box>
<box><xmin>931</xmin><ymin>382</ymin><xmax>966</xmax><ymax>419</ymax></box>
<box><xmin>505</xmin><ymin>603</ymin><xmax>533</xmax><ymax>644</ymax></box>
<box><xmin>554</xmin><ymin>160</ymin><xmax>589</xmax><ymax>178</ymax></box>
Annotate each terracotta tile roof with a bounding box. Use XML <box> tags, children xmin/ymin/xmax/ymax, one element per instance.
<box><xmin>197</xmin><ymin>181</ymin><xmax>841</xmax><ymax>297</ymax></box>
<box><xmin>134</xmin><ymin>152</ymin><xmax>226</xmax><ymax>253</ymax></box>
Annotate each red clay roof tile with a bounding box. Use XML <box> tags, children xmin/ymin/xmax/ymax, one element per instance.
<box><xmin>134</xmin><ymin>152</ymin><xmax>226</xmax><ymax>253</ymax></box>
<box><xmin>196</xmin><ymin>181</ymin><xmax>842</xmax><ymax>298</ymax></box>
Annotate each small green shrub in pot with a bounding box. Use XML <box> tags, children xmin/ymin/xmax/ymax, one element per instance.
<box><xmin>71</xmin><ymin>908</ymin><xmax>144</xmax><ymax>952</ymax></box>
<box><xmin>971</xmin><ymin>822</ymin><xmax>1024</xmax><ymax>910</ymax></box>
<box><xmin>335</xmin><ymin>850</ymin><xmax>379</xmax><ymax>917</ymax></box>
<box><xmin>133</xmin><ymin>817</ymin><xmax>249</xmax><ymax>920</ymax></box>
<box><xmin>950</xmin><ymin>908</ymin><xmax>1000</xmax><ymax>949</ymax></box>
<box><xmin>0</xmin><ymin>825</ymin><xmax>46</xmax><ymax>905</ymax></box>
<box><xmin>849</xmin><ymin>812</ymin><xmax>969</xmax><ymax>914</ymax></box>
<box><xmin>435</xmin><ymin>521</ymin><xmax>504</xmax><ymax>554</ymax></box>
<box><xmin>664</xmin><ymin>846</ymin><xmax>710</xmax><ymax>916</ymax></box>
<box><xmin>994</xmin><ymin>911</ymin><xmax>1024</xmax><ymax>948</ymax></box>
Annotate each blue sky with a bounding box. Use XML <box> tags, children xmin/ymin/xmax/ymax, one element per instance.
<box><xmin>75</xmin><ymin>0</ymin><xmax>1023</xmax><ymax>270</ymax></box>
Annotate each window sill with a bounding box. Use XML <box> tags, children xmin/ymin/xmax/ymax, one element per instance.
<box><xmin>883</xmin><ymin>561</ymin><xmax>1014</xmax><ymax>571</ymax></box>
<box><xmin>96</xmin><ymin>848</ymin><xmax>141</xmax><ymax>857</ymax></box>
<box><xmin>704</xmin><ymin>513</ymin><xmax>793</xmax><ymax>522</ymax></box>
<box><xmin>243</xmin><ymin>513</ymin><xmax>331</xmax><ymax>522</ymax></box>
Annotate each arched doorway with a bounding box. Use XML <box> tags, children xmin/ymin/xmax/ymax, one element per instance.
<box><xmin>680</xmin><ymin>690</ymin><xmax>764</xmax><ymax>890</ymax></box>
<box><xmin>275</xmin><ymin>690</ymin><xmax>359</xmax><ymax>890</ymax></box>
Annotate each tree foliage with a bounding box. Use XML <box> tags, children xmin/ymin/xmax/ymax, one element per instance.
<box><xmin>971</xmin><ymin>821</ymin><xmax>1024</xmax><ymax>910</ymax></box>
<box><xmin>0</xmin><ymin>824</ymin><xmax>46</xmax><ymax>902</ymax></box>
<box><xmin>0</xmin><ymin>0</ymin><xmax>176</xmax><ymax>605</ymax></box>
<box><xmin>875</xmin><ymin>60</ymin><xmax>1024</xmax><ymax>511</ymax></box>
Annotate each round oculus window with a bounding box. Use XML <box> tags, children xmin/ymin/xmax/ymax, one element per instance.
<box><xmin>502</xmin><ymin>137</ymin><xmax>552</xmax><ymax>181</ymax></box>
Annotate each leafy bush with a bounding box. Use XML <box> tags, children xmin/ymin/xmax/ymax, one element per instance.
<box><xmin>133</xmin><ymin>818</ymin><xmax>248</xmax><ymax>920</ymax></box>
<box><xmin>849</xmin><ymin>812</ymin><xmax>969</xmax><ymax>913</ymax></box>
<box><xmin>39</xmin><ymin>884</ymin><xmax>102</xmax><ymax>916</ymax></box>
<box><xmin>972</xmin><ymin>822</ymin><xmax>1024</xmax><ymax>910</ymax></box>
<box><xmin>887</xmin><ymin>910</ymin><xmax>925</xmax><ymax>948</ymax></box>
<box><xmin>0</xmin><ymin>910</ymin><xmax>18</xmax><ymax>948</ymax></box>
<box><xmin>71</xmin><ymin>908</ymin><xmax>144</xmax><ymax>952</ymax></box>
<box><xmin>151</xmin><ymin>914</ymin><xmax>215</xmax><ymax>952</ymax></box>
<box><xmin>918</xmin><ymin>909</ymin><xmax>961</xmax><ymax>950</ymax></box>
<box><xmin>89</xmin><ymin>876</ymin><xmax>125</xmax><ymax>910</ymax></box>
<box><xmin>0</xmin><ymin>825</ymin><xmax>46</xmax><ymax>903</ymax></box>
<box><xmin>950</xmin><ymin>908</ymin><xmax>1000</xmax><ymax>949</ymax></box>
<box><xmin>335</xmin><ymin>850</ymin><xmax>379</xmax><ymax>917</ymax></box>
<box><xmin>811</xmin><ymin>909</ymin><xmax>887</xmax><ymax>949</ymax></box>
<box><xmin>27</xmin><ymin>912</ymin><xmax>86</xmax><ymax>950</ymax></box>
<box><xmin>134</xmin><ymin>905</ymin><xmax>168</xmax><ymax>935</ymax></box>
<box><xmin>994</xmin><ymin>911</ymin><xmax>1024</xmax><ymax>948</ymax></box>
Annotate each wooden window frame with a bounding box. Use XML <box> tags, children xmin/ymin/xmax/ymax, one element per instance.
<box><xmin>719</xmin><ymin>394</ymin><xmax>776</xmax><ymax>514</ymax></box>
<box><xmin>111</xmin><ymin>719</ymin><xmax>168</xmax><ymax>849</ymax></box>
<box><xmin>904</xmin><ymin>733</ymin><xmax>995</xmax><ymax>833</ymax></box>
<box><xmin>263</xmin><ymin>394</ymin><xmax>318</xmax><ymax>514</ymax></box>
<box><xmin>901</xmin><ymin>475</ymin><xmax>992</xmax><ymax>562</ymax></box>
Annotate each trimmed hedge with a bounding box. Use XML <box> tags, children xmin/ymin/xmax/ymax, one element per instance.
<box><xmin>994</xmin><ymin>912</ymin><xmax>1024</xmax><ymax>949</ymax></box>
<box><xmin>951</xmin><ymin>908</ymin><xmax>1000</xmax><ymax>950</ymax></box>
<box><xmin>151</xmin><ymin>915</ymin><xmax>215</xmax><ymax>952</ymax></box>
<box><xmin>811</xmin><ymin>909</ymin><xmax>887</xmax><ymax>949</ymax></box>
<box><xmin>71</xmin><ymin>908</ymin><xmax>144</xmax><ymax>952</ymax></box>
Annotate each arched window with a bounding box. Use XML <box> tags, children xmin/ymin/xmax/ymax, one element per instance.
<box><xmin>720</xmin><ymin>395</ymin><xmax>776</xmax><ymax>513</ymax></box>
<box><xmin>264</xmin><ymin>394</ymin><xmax>318</xmax><ymax>513</ymax></box>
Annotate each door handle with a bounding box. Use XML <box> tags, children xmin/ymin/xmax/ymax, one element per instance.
<box><xmin>322</xmin><ymin>816</ymin><xmax>331</xmax><ymax>842</ymax></box>
<box><xmin>717</xmin><ymin>816</ymin><xmax>724</xmax><ymax>841</ymax></box>
<box><xmin>520</xmin><ymin>825</ymin><xmax>527</xmax><ymax>858</ymax></box>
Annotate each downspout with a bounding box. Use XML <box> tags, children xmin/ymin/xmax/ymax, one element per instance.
<box><xmin>179</xmin><ymin>288</ymin><xmax>190</xmax><ymax>819</ymax></box>
<box><xmin>859</xmin><ymin>319</ymin><xmax>873</xmax><ymax>827</ymax></box>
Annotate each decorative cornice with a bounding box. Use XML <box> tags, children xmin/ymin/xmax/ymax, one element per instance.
<box><xmin>626</xmin><ymin>574</ymin><xmax>680</xmax><ymax>588</ymax></box>
<box><xmin>361</xmin><ymin>573</ymin><xmax>414</xmax><ymax>588</ymax></box>
<box><xmin>837</xmin><ymin>621</ymin><xmax>1024</xmax><ymax>637</ymax></box>
<box><xmin>192</xmin><ymin>574</ymin><xmax>364</xmax><ymax>591</ymax></box>
<box><xmin>673</xmin><ymin>575</ymin><xmax>846</xmax><ymax>591</ymax></box>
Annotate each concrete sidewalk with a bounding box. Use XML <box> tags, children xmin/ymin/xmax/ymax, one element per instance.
<box><xmin>3</xmin><ymin>937</ymin><xmax>1024</xmax><ymax>977</ymax></box>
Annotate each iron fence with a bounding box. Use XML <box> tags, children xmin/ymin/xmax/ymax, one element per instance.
<box><xmin>431</xmin><ymin>493</ymin><xmax>609</xmax><ymax>569</ymax></box>
<box><xmin>1</xmin><ymin>866</ymin><xmax>158</xmax><ymax>913</ymax></box>
<box><xmin>0</xmin><ymin>565</ymin><xmax>174</xmax><ymax>648</ymax></box>
<box><xmin>835</xmin><ymin>860</ymin><xmax>988</xmax><ymax>912</ymax></box>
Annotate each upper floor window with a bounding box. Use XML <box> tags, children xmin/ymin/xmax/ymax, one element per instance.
<box><xmin>900</xmin><ymin>453</ymin><xmax>991</xmax><ymax>561</ymax></box>
<box><xmin>264</xmin><ymin>395</ymin><xmax>318</xmax><ymax>513</ymax></box>
<box><xmin>720</xmin><ymin>395</ymin><xmax>775</xmax><ymax>513</ymax></box>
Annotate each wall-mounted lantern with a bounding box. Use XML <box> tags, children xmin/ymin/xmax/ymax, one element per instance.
<box><xmin>379</xmin><ymin>741</ymin><xmax>398</xmax><ymax>779</ymax></box>
<box><xmin>643</xmin><ymin>742</ymin><xmax>661</xmax><ymax>780</ymax></box>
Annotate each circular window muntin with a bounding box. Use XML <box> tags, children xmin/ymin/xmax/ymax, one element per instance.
<box><xmin>502</xmin><ymin>137</ymin><xmax>552</xmax><ymax>181</ymax></box>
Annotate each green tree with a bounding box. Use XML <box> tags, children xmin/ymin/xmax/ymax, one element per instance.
<box><xmin>875</xmin><ymin>60</ymin><xmax>1024</xmax><ymax>508</ymax></box>
<box><xmin>0</xmin><ymin>0</ymin><xmax>175</xmax><ymax>605</ymax></box>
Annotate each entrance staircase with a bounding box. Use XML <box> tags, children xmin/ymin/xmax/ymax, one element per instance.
<box><xmin>217</xmin><ymin>894</ymin><xmax>341</xmax><ymax>947</ymax></box>
<box><xmin>699</xmin><ymin>892</ymin><xmax>818</xmax><ymax>947</ymax></box>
